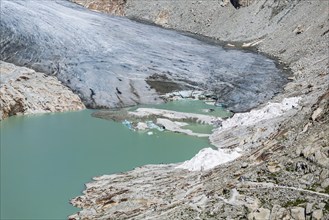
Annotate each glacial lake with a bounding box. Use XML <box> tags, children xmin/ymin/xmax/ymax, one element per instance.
<box><xmin>0</xmin><ymin>105</ymin><xmax>224</xmax><ymax>219</ymax></box>
<box><xmin>0</xmin><ymin>1</ymin><xmax>287</xmax><ymax>218</ymax></box>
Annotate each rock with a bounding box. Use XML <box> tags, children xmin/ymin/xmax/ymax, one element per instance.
<box><xmin>295</xmin><ymin>161</ymin><xmax>309</xmax><ymax>174</ymax></box>
<box><xmin>300</xmin><ymin>173</ymin><xmax>315</xmax><ymax>185</ymax></box>
<box><xmin>248</xmin><ymin>208</ymin><xmax>271</xmax><ymax>220</ymax></box>
<box><xmin>311</xmin><ymin>107</ymin><xmax>323</xmax><ymax>121</ymax></box>
<box><xmin>290</xmin><ymin>207</ymin><xmax>305</xmax><ymax>220</ymax></box>
<box><xmin>241</xmin><ymin>162</ymin><xmax>249</xmax><ymax>168</ymax></box>
<box><xmin>294</xmin><ymin>25</ymin><xmax>305</xmax><ymax>35</ymax></box>
<box><xmin>301</xmin><ymin>122</ymin><xmax>312</xmax><ymax>133</ymax></box>
<box><xmin>318</xmin><ymin>203</ymin><xmax>326</xmax><ymax>209</ymax></box>
<box><xmin>155</xmin><ymin>10</ymin><xmax>169</xmax><ymax>27</ymax></box>
<box><xmin>270</xmin><ymin>205</ymin><xmax>282</xmax><ymax>220</ymax></box>
<box><xmin>0</xmin><ymin>61</ymin><xmax>85</xmax><ymax>120</ymax></box>
<box><xmin>321</xmin><ymin>178</ymin><xmax>329</xmax><ymax>188</ymax></box>
<box><xmin>220</xmin><ymin>0</ymin><xmax>230</xmax><ymax>7</ymax></box>
<box><xmin>320</xmin><ymin>169</ymin><xmax>329</xmax><ymax>181</ymax></box>
<box><xmin>70</xmin><ymin>0</ymin><xmax>126</xmax><ymax>16</ymax></box>
<box><xmin>238</xmin><ymin>0</ymin><xmax>255</xmax><ymax>7</ymax></box>
<box><xmin>268</xmin><ymin>161</ymin><xmax>281</xmax><ymax>173</ymax></box>
<box><xmin>274</xmin><ymin>208</ymin><xmax>292</xmax><ymax>220</ymax></box>
<box><xmin>314</xmin><ymin>150</ymin><xmax>329</xmax><ymax>167</ymax></box>
<box><xmin>311</xmin><ymin>209</ymin><xmax>323</xmax><ymax>220</ymax></box>
<box><xmin>305</xmin><ymin>203</ymin><xmax>313</xmax><ymax>215</ymax></box>
<box><xmin>243</xmin><ymin>197</ymin><xmax>260</xmax><ymax>212</ymax></box>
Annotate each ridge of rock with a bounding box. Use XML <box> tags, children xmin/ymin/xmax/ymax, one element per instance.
<box><xmin>0</xmin><ymin>61</ymin><xmax>85</xmax><ymax>120</ymax></box>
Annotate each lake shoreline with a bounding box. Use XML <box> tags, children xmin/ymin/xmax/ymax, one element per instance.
<box><xmin>1</xmin><ymin>0</ymin><xmax>328</xmax><ymax>218</ymax></box>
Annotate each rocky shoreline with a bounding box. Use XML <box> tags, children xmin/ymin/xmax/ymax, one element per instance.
<box><xmin>0</xmin><ymin>0</ymin><xmax>328</xmax><ymax>219</ymax></box>
<box><xmin>69</xmin><ymin>0</ymin><xmax>329</xmax><ymax>219</ymax></box>
<box><xmin>0</xmin><ymin>61</ymin><xmax>85</xmax><ymax>120</ymax></box>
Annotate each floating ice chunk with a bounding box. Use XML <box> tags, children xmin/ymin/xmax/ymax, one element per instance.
<box><xmin>146</xmin><ymin>121</ymin><xmax>164</xmax><ymax>131</ymax></box>
<box><xmin>136</xmin><ymin>122</ymin><xmax>148</xmax><ymax>130</ymax></box>
<box><xmin>122</xmin><ymin>120</ymin><xmax>134</xmax><ymax>131</ymax></box>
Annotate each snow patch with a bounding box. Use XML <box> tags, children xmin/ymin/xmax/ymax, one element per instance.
<box><xmin>176</xmin><ymin>148</ymin><xmax>241</xmax><ymax>171</ymax></box>
<box><xmin>221</xmin><ymin>97</ymin><xmax>301</xmax><ymax>129</ymax></box>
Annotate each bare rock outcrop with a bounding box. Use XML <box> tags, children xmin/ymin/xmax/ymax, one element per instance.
<box><xmin>0</xmin><ymin>61</ymin><xmax>85</xmax><ymax>120</ymax></box>
<box><xmin>71</xmin><ymin>0</ymin><xmax>126</xmax><ymax>16</ymax></box>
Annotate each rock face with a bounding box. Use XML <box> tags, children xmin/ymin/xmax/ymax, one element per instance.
<box><xmin>71</xmin><ymin>0</ymin><xmax>126</xmax><ymax>16</ymax></box>
<box><xmin>68</xmin><ymin>0</ymin><xmax>329</xmax><ymax>219</ymax></box>
<box><xmin>0</xmin><ymin>61</ymin><xmax>85</xmax><ymax>120</ymax></box>
<box><xmin>0</xmin><ymin>0</ymin><xmax>288</xmax><ymax>112</ymax></box>
<box><xmin>71</xmin><ymin>0</ymin><xmax>255</xmax><ymax>13</ymax></box>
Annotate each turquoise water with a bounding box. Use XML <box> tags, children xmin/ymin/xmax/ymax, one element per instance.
<box><xmin>0</xmin><ymin>110</ymin><xmax>211</xmax><ymax>219</ymax></box>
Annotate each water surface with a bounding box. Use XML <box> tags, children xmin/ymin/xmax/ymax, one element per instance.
<box><xmin>0</xmin><ymin>110</ymin><xmax>210</xmax><ymax>219</ymax></box>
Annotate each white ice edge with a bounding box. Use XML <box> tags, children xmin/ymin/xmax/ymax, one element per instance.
<box><xmin>176</xmin><ymin>97</ymin><xmax>301</xmax><ymax>171</ymax></box>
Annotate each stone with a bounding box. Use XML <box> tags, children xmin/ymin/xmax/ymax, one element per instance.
<box><xmin>290</xmin><ymin>207</ymin><xmax>305</xmax><ymax>220</ymax></box>
<box><xmin>311</xmin><ymin>209</ymin><xmax>323</xmax><ymax>220</ymax></box>
<box><xmin>294</xmin><ymin>25</ymin><xmax>305</xmax><ymax>35</ymax></box>
<box><xmin>268</xmin><ymin>161</ymin><xmax>281</xmax><ymax>173</ymax></box>
<box><xmin>275</xmin><ymin>208</ymin><xmax>291</xmax><ymax>220</ymax></box>
<box><xmin>295</xmin><ymin>161</ymin><xmax>309</xmax><ymax>174</ymax></box>
<box><xmin>155</xmin><ymin>10</ymin><xmax>169</xmax><ymax>27</ymax></box>
<box><xmin>314</xmin><ymin>150</ymin><xmax>329</xmax><ymax>167</ymax></box>
<box><xmin>321</xmin><ymin>178</ymin><xmax>329</xmax><ymax>188</ymax></box>
<box><xmin>305</xmin><ymin>203</ymin><xmax>313</xmax><ymax>215</ymax></box>
<box><xmin>318</xmin><ymin>203</ymin><xmax>326</xmax><ymax>209</ymax></box>
<box><xmin>220</xmin><ymin>0</ymin><xmax>230</xmax><ymax>7</ymax></box>
<box><xmin>70</xmin><ymin>0</ymin><xmax>126</xmax><ymax>16</ymax></box>
<box><xmin>0</xmin><ymin>61</ymin><xmax>85</xmax><ymax>120</ymax></box>
<box><xmin>320</xmin><ymin>169</ymin><xmax>329</xmax><ymax>181</ymax></box>
<box><xmin>311</xmin><ymin>107</ymin><xmax>323</xmax><ymax>121</ymax></box>
<box><xmin>270</xmin><ymin>204</ymin><xmax>282</xmax><ymax>220</ymax></box>
<box><xmin>301</xmin><ymin>122</ymin><xmax>312</xmax><ymax>133</ymax></box>
<box><xmin>248</xmin><ymin>208</ymin><xmax>271</xmax><ymax>220</ymax></box>
<box><xmin>241</xmin><ymin>162</ymin><xmax>249</xmax><ymax>168</ymax></box>
<box><xmin>300</xmin><ymin>173</ymin><xmax>315</xmax><ymax>185</ymax></box>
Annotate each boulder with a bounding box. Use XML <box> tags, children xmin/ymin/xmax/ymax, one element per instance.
<box><xmin>311</xmin><ymin>209</ymin><xmax>323</xmax><ymax>220</ymax></box>
<box><xmin>305</xmin><ymin>203</ymin><xmax>313</xmax><ymax>215</ymax></box>
<box><xmin>290</xmin><ymin>207</ymin><xmax>305</xmax><ymax>220</ymax></box>
<box><xmin>248</xmin><ymin>208</ymin><xmax>271</xmax><ymax>220</ymax></box>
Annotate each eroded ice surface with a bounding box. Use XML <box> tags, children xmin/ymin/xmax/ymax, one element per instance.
<box><xmin>0</xmin><ymin>0</ymin><xmax>287</xmax><ymax>112</ymax></box>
